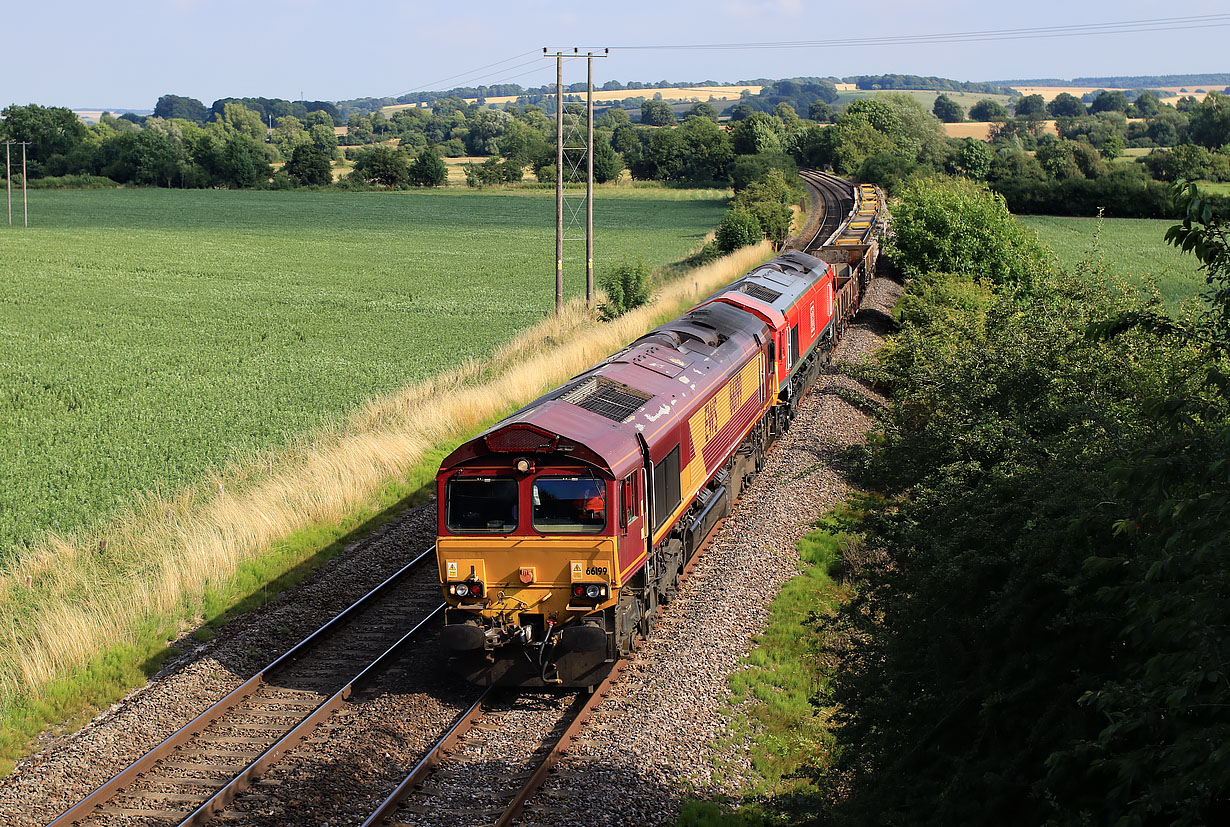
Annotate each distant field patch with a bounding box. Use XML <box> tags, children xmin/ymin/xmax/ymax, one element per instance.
<box><xmin>1143</xmin><ymin>85</ymin><xmax>1222</xmax><ymax>96</ymax></box>
<box><xmin>0</xmin><ymin>188</ymin><xmax>725</xmax><ymax>556</ymax></box>
<box><xmin>942</xmin><ymin>119</ymin><xmax>1058</xmax><ymax>140</ymax></box>
<box><xmin>1195</xmin><ymin>180</ymin><xmax>1230</xmax><ymax>195</ymax></box>
<box><xmin>1020</xmin><ymin>215</ymin><xmax>1205</xmax><ymax>311</ymax></box>
<box><xmin>944</xmin><ymin>122</ymin><xmax>993</xmax><ymax>140</ymax></box>
<box><xmin>1010</xmin><ymin>85</ymin><xmax>1194</xmax><ymax>101</ymax></box>
<box><xmin>440</xmin><ymin>155</ymin><xmax>488</xmax><ymax>184</ymax></box>
<box><xmin>381</xmin><ymin>85</ymin><xmax>763</xmax><ymax>115</ymax></box>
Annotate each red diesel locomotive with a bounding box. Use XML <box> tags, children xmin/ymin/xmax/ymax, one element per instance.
<box><xmin>435</xmin><ymin>237</ymin><xmax>877</xmax><ymax>687</ymax></box>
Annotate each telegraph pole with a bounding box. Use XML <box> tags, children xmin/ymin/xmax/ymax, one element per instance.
<box><xmin>4</xmin><ymin>141</ymin><xmax>31</xmax><ymax>226</ymax></box>
<box><xmin>544</xmin><ymin>47</ymin><xmax>607</xmax><ymax>314</ymax></box>
<box><xmin>555</xmin><ymin>53</ymin><xmax>564</xmax><ymax>314</ymax></box>
<box><xmin>586</xmin><ymin>56</ymin><xmax>595</xmax><ymax>307</ymax></box>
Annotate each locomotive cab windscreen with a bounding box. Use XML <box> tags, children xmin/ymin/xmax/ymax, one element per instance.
<box><xmin>445</xmin><ymin>476</ymin><xmax>518</xmax><ymax>532</ymax></box>
<box><xmin>441</xmin><ymin>469</ymin><xmax>612</xmax><ymax>536</ymax></box>
<box><xmin>530</xmin><ymin>476</ymin><xmax>607</xmax><ymax>533</ymax></box>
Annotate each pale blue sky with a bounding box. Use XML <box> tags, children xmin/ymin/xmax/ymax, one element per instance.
<box><xmin>6</xmin><ymin>0</ymin><xmax>1228</xmax><ymax>109</ymax></box>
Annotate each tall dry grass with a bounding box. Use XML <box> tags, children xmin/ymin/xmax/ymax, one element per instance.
<box><xmin>0</xmin><ymin>242</ymin><xmax>773</xmax><ymax>711</ymax></box>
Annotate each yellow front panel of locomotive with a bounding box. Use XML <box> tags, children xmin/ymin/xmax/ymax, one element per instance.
<box><xmin>439</xmin><ymin>536</ymin><xmax>619</xmax><ymax>618</ymax></box>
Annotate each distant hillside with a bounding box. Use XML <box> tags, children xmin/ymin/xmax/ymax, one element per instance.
<box><xmin>843</xmin><ymin>75</ymin><xmax>1012</xmax><ymax>94</ymax></box>
<box><xmin>991</xmin><ymin>73</ymin><xmax>1230</xmax><ymax>88</ymax></box>
<box><xmin>338</xmin><ymin>73</ymin><xmax>1009</xmax><ymax>117</ymax></box>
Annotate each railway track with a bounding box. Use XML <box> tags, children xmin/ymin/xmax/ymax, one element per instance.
<box><xmin>360</xmin><ymin>666</ymin><xmax>621</xmax><ymax>827</ymax></box>
<box><xmin>47</xmin><ymin>547</ymin><xmax>446</xmax><ymax>827</ymax></box>
<box><xmin>356</xmin><ymin>174</ymin><xmax>874</xmax><ymax>827</ymax></box>
<box><xmin>799</xmin><ymin>169</ymin><xmax>856</xmax><ymax>250</ymax></box>
<box><xmin>357</xmin><ymin>423</ymin><xmax>731</xmax><ymax>827</ymax></box>
<box><xmin>358</xmin><ymin>518</ymin><xmax>730</xmax><ymax>827</ymax></box>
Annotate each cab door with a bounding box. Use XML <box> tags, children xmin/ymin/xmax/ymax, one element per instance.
<box><xmin>617</xmin><ymin>469</ymin><xmax>647</xmax><ymax>584</ymax></box>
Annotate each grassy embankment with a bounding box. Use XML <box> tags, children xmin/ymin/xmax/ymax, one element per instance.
<box><xmin>0</xmin><ymin>187</ymin><xmax>723</xmax><ymax>555</ymax></box>
<box><xmin>0</xmin><ymin>186</ymin><xmax>770</xmax><ymax>772</ymax></box>
<box><xmin>718</xmin><ymin>518</ymin><xmax>849</xmax><ymax>787</ymax></box>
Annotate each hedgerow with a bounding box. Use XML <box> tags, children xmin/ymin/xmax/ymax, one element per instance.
<box><xmin>800</xmin><ymin>177</ymin><xmax>1230</xmax><ymax>825</ymax></box>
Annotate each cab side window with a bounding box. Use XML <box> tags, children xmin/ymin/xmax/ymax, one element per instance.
<box><xmin>622</xmin><ymin>473</ymin><xmax>638</xmax><ymax>528</ymax></box>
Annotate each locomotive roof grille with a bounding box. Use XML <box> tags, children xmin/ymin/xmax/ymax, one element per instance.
<box><xmin>561</xmin><ymin>376</ymin><xmax>653</xmax><ymax>422</ymax></box>
<box><xmin>741</xmin><ymin>282</ymin><xmax>783</xmax><ymax>303</ymax></box>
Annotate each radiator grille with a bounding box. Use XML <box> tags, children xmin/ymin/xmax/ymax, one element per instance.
<box><xmin>561</xmin><ymin>377</ymin><xmax>653</xmax><ymax>422</ymax></box>
<box><xmin>741</xmin><ymin>283</ymin><xmax>782</xmax><ymax>303</ymax></box>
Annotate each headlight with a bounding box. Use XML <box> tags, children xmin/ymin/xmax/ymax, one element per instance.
<box><xmin>448</xmin><ymin>580</ymin><xmax>485</xmax><ymax>599</ymax></box>
<box><xmin>570</xmin><ymin>582</ymin><xmax>609</xmax><ymax>602</ymax></box>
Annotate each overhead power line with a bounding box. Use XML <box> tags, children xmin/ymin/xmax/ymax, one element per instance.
<box><xmin>390</xmin><ymin>50</ymin><xmax>540</xmax><ymax>99</ymax></box>
<box><xmin>603</xmin><ymin>14</ymin><xmax>1230</xmax><ymax>51</ymax></box>
<box><xmin>390</xmin><ymin>14</ymin><xmax>1230</xmax><ymax>100</ymax></box>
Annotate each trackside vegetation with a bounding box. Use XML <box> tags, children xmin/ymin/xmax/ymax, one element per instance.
<box><xmin>687</xmin><ymin>178</ymin><xmax>1228</xmax><ymax>825</ymax></box>
<box><xmin>721</xmin><ymin>518</ymin><xmax>849</xmax><ymax>796</ymax></box>
<box><xmin>709</xmin><ymin>177</ymin><xmax>1228</xmax><ymax>825</ymax></box>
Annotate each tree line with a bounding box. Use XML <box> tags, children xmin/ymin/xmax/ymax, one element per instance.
<box><xmin>850</xmin><ymin>74</ymin><xmax>1010</xmax><ymax>94</ymax></box>
<box><xmin>915</xmin><ymin>90</ymin><xmax>1230</xmax><ymax>217</ymax></box>
<box><xmin>5</xmin><ymin>85</ymin><xmax>1227</xmax><ymax>218</ymax></box>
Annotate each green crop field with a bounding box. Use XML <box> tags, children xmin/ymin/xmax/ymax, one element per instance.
<box><xmin>1019</xmin><ymin>215</ymin><xmax>1206</xmax><ymax>311</ymax></box>
<box><xmin>0</xmin><ymin>188</ymin><xmax>726</xmax><ymax>558</ymax></box>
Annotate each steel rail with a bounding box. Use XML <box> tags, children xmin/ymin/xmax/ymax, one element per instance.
<box><xmin>175</xmin><ymin>603</ymin><xmax>447</xmax><ymax>826</ymax></box>
<box><xmin>493</xmin><ymin>662</ymin><xmax>626</xmax><ymax>827</ymax></box>
<box><xmin>359</xmin><ymin>687</ymin><xmax>497</xmax><ymax>827</ymax></box>
<box><xmin>799</xmin><ymin>169</ymin><xmax>858</xmax><ymax>251</ymax></box>
<box><xmin>47</xmin><ymin>544</ymin><xmax>440</xmax><ymax>827</ymax></box>
<box><xmin>798</xmin><ymin>171</ymin><xmax>839</xmax><ymax>250</ymax></box>
<box><xmin>801</xmin><ymin>172</ymin><xmax>841</xmax><ymax>249</ymax></box>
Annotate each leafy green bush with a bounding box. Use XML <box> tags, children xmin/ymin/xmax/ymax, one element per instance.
<box><xmin>350</xmin><ymin>145</ymin><xmax>409</xmax><ymax>187</ymax></box>
<box><xmin>599</xmin><ymin>259</ymin><xmax>651</xmax><ymax>319</ymax></box>
<box><xmin>715</xmin><ymin>207</ymin><xmax>763</xmax><ymax>253</ymax></box>
<box><xmin>408</xmin><ymin>148</ymin><xmax>447</xmax><ymax>187</ymax></box>
<box><xmin>992</xmin><ymin>166</ymin><xmax>1185</xmax><ymax>217</ymax></box>
<box><xmin>730</xmin><ymin>151</ymin><xmax>798</xmax><ymax>192</ymax></box>
<box><xmin>27</xmin><ymin>174</ymin><xmax>119</xmax><ymax>189</ymax></box>
<box><xmin>732</xmin><ymin>168</ymin><xmax>798</xmax><ymax>244</ymax></box>
<box><xmin>887</xmin><ymin>175</ymin><xmax>1049</xmax><ymax>284</ymax></box>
